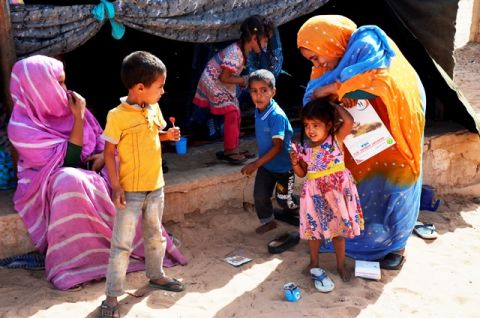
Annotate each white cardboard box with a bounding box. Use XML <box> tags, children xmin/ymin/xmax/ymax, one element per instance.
<box><xmin>355</xmin><ymin>260</ymin><xmax>381</xmax><ymax>280</ymax></box>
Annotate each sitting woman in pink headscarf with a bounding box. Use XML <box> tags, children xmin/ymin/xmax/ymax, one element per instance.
<box><xmin>7</xmin><ymin>55</ymin><xmax>187</xmax><ymax>290</ymax></box>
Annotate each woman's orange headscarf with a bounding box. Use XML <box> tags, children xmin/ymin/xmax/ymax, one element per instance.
<box><xmin>297</xmin><ymin>15</ymin><xmax>357</xmax><ymax>79</ymax></box>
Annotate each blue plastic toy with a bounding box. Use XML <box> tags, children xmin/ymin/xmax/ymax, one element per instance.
<box><xmin>283</xmin><ymin>282</ymin><xmax>301</xmax><ymax>302</ymax></box>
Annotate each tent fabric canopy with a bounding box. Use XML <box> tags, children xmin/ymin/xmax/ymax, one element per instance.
<box><xmin>10</xmin><ymin>0</ymin><xmax>327</xmax><ymax>57</ymax></box>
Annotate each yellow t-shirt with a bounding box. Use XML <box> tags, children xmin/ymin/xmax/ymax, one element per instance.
<box><xmin>102</xmin><ymin>99</ymin><xmax>167</xmax><ymax>192</ymax></box>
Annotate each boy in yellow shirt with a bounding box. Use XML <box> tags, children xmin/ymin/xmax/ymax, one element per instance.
<box><xmin>100</xmin><ymin>51</ymin><xmax>184</xmax><ymax>318</ymax></box>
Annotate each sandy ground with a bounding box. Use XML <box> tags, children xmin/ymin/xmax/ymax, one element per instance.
<box><xmin>0</xmin><ymin>195</ymin><xmax>479</xmax><ymax>318</ymax></box>
<box><xmin>2</xmin><ymin>5</ymin><xmax>480</xmax><ymax>318</ymax></box>
<box><xmin>454</xmin><ymin>42</ymin><xmax>480</xmax><ymax>116</ymax></box>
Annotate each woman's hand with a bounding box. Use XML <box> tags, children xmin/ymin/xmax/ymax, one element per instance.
<box><xmin>68</xmin><ymin>91</ymin><xmax>86</xmax><ymax>146</ymax></box>
<box><xmin>312</xmin><ymin>83</ymin><xmax>337</xmax><ymax>100</ymax></box>
<box><xmin>86</xmin><ymin>153</ymin><xmax>105</xmax><ymax>172</ymax></box>
<box><xmin>67</xmin><ymin>91</ymin><xmax>86</xmax><ymax>119</ymax></box>
<box><xmin>340</xmin><ymin>97</ymin><xmax>357</xmax><ymax>108</ymax></box>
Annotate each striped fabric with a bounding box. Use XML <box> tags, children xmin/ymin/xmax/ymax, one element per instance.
<box><xmin>7</xmin><ymin>55</ymin><xmax>186</xmax><ymax>290</ymax></box>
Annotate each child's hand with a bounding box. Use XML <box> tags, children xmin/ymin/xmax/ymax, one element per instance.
<box><xmin>112</xmin><ymin>186</ymin><xmax>126</xmax><ymax>208</ymax></box>
<box><xmin>290</xmin><ymin>150</ymin><xmax>299</xmax><ymax>166</ymax></box>
<box><xmin>239</xmin><ymin>75</ymin><xmax>248</xmax><ymax>88</ymax></box>
<box><xmin>241</xmin><ymin>162</ymin><xmax>258</xmax><ymax>176</ymax></box>
<box><xmin>167</xmin><ymin>127</ymin><xmax>181</xmax><ymax>141</ymax></box>
<box><xmin>291</xmin><ymin>140</ymin><xmax>302</xmax><ymax>155</ymax></box>
<box><xmin>290</xmin><ymin>141</ymin><xmax>302</xmax><ymax>166</ymax></box>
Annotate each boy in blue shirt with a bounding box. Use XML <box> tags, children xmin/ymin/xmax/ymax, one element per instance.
<box><xmin>241</xmin><ymin>69</ymin><xmax>298</xmax><ymax>234</ymax></box>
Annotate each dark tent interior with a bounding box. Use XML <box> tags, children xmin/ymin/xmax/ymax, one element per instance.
<box><xmin>16</xmin><ymin>0</ymin><xmax>478</xmax><ymax>140</ymax></box>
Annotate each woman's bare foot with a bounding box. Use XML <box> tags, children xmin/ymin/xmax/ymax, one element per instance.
<box><xmin>337</xmin><ymin>266</ymin><xmax>351</xmax><ymax>282</ymax></box>
<box><xmin>255</xmin><ymin>220</ymin><xmax>277</xmax><ymax>234</ymax></box>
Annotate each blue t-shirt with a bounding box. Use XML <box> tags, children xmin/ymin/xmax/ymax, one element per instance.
<box><xmin>255</xmin><ymin>100</ymin><xmax>293</xmax><ymax>173</ymax></box>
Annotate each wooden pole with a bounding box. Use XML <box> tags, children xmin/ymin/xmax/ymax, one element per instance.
<box><xmin>471</xmin><ymin>0</ymin><xmax>480</xmax><ymax>42</ymax></box>
<box><xmin>0</xmin><ymin>0</ymin><xmax>16</xmax><ymax>116</ymax></box>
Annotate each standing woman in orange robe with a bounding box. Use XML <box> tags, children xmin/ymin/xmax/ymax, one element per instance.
<box><xmin>297</xmin><ymin>15</ymin><xmax>425</xmax><ymax>269</ymax></box>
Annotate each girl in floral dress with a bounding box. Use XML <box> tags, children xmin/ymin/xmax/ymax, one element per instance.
<box><xmin>290</xmin><ymin>98</ymin><xmax>363</xmax><ymax>285</ymax></box>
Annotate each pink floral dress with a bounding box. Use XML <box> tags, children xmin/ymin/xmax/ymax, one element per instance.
<box><xmin>299</xmin><ymin>135</ymin><xmax>364</xmax><ymax>242</ymax></box>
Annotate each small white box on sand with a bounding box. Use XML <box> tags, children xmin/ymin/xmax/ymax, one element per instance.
<box><xmin>355</xmin><ymin>260</ymin><xmax>381</xmax><ymax>280</ymax></box>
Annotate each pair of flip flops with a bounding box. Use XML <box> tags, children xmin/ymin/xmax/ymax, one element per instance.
<box><xmin>99</xmin><ymin>279</ymin><xmax>184</xmax><ymax>317</ymax></box>
<box><xmin>267</xmin><ymin>231</ymin><xmax>300</xmax><ymax>254</ymax></box>
<box><xmin>310</xmin><ymin>268</ymin><xmax>335</xmax><ymax>293</ymax></box>
<box><xmin>413</xmin><ymin>221</ymin><xmax>438</xmax><ymax>240</ymax></box>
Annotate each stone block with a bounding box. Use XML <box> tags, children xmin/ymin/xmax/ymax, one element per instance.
<box><xmin>0</xmin><ymin>214</ymin><xmax>35</xmax><ymax>259</ymax></box>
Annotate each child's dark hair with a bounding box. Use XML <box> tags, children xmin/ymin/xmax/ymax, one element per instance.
<box><xmin>300</xmin><ymin>98</ymin><xmax>336</xmax><ymax>146</ymax></box>
<box><xmin>121</xmin><ymin>51</ymin><xmax>166</xmax><ymax>89</ymax></box>
<box><xmin>239</xmin><ymin>15</ymin><xmax>274</xmax><ymax>61</ymax></box>
<box><xmin>248</xmin><ymin>69</ymin><xmax>275</xmax><ymax>88</ymax></box>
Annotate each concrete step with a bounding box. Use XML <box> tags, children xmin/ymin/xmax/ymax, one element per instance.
<box><xmin>0</xmin><ymin>138</ymin><xmax>257</xmax><ymax>259</ymax></box>
<box><xmin>1</xmin><ymin>126</ymin><xmax>479</xmax><ymax>259</ymax></box>
<box><xmin>423</xmin><ymin>124</ymin><xmax>480</xmax><ymax>196</ymax></box>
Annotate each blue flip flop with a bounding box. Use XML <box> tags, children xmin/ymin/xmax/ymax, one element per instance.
<box><xmin>414</xmin><ymin>221</ymin><xmax>438</xmax><ymax>240</ymax></box>
<box><xmin>310</xmin><ymin>268</ymin><xmax>335</xmax><ymax>293</ymax></box>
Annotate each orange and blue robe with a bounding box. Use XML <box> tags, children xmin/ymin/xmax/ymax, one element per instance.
<box><xmin>298</xmin><ymin>15</ymin><xmax>425</xmax><ymax>260</ymax></box>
